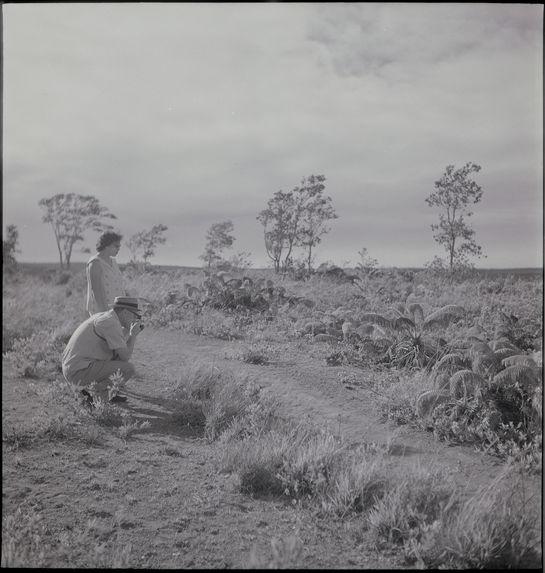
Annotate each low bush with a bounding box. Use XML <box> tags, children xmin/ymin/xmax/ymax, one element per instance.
<box><xmin>3</xmin><ymin>331</ymin><xmax>65</xmax><ymax>380</ymax></box>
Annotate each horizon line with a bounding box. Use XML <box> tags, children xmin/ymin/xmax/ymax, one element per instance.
<box><xmin>15</xmin><ymin>261</ymin><xmax>544</xmax><ymax>272</ymax></box>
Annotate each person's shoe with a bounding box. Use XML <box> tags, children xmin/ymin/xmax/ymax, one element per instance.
<box><xmin>81</xmin><ymin>390</ymin><xmax>94</xmax><ymax>408</ymax></box>
<box><xmin>109</xmin><ymin>395</ymin><xmax>128</xmax><ymax>403</ymax></box>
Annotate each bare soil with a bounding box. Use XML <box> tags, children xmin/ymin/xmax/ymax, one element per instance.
<box><xmin>2</xmin><ymin>327</ymin><xmax>538</xmax><ymax>569</ymax></box>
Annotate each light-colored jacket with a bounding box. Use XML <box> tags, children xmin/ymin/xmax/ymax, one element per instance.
<box><xmin>86</xmin><ymin>255</ymin><xmax>126</xmax><ymax>315</ymax></box>
<box><xmin>62</xmin><ymin>310</ymin><xmax>126</xmax><ymax>380</ymax></box>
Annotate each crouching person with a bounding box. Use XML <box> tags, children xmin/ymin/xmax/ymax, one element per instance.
<box><xmin>62</xmin><ymin>296</ymin><xmax>145</xmax><ymax>404</ymax></box>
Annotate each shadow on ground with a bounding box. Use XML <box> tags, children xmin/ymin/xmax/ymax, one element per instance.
<box><xmin>120</xmin><ymin>389</ymin><xmax>205</xmax><ymax>439</ymax></box>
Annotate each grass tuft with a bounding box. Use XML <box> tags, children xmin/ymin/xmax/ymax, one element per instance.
<box><xmin>410</xmin><ymin>466</ymin><xmax>542</xmax><ymax>569</ymax></box>
<box><xmin>246</xmin><ymin>534</ymin><xmax>304</xmax><ymax>569</ymax></box>
<box><xmin>366</xmin><ymin>463</ymin><xmax>458</xmax><ymax>547</ymax></box>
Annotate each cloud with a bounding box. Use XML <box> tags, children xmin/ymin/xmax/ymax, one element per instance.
<box><xmin>2</xmin><ymin>3</ymin><xmax>542</xmax><ymax>269</ymax></box>
<box><xmin>307</xmin><ymin>4</ymin><xmax>541</xmax><ymax>76</ymax></box>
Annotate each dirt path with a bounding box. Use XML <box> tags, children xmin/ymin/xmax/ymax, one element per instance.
<box><xmin>134</xmin><ymin>328</ymin><xmax>506</xmax><ymax>492</ymax></box>
<box><xmin>2</xmin><ymin>326</ymin><xmax>539</xmax><ymax>569</ymax></box>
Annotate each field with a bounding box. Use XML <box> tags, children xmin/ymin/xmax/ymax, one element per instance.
<box><xmin>2</xmin><ymin>262</ymin><xmax>543</xmax><ymax>569</ymax></box>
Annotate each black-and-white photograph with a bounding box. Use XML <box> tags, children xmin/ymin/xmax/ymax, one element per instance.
<box><xmin>2</xmin><ymin>2</ymin><xmax>543</xmax><ymax>569</ymax></box>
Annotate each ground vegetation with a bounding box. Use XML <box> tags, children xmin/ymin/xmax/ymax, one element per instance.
<box><xmin>2</xmin><ymin>262</ymin><xmax>542</xmax><ymax>568</ymax></box>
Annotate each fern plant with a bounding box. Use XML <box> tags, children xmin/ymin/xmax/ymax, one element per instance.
<box><xmin>359</xmin><ymin>303</ymin><xmax>465</xmax><ymax>369</ymax></box>
<box><xmin>415</xmin><ymin>331</ymin><xmax>542</xmax><ymax>468</ymax></box>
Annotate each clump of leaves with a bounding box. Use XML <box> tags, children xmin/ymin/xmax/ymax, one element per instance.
<box><xmin>359</xmin><ymin>303</ymin><xmax>464</xmax><ymax>369</ymax></box>
<box><xmin>414</xmin><ymin>338</ymin><xmax>542</xmax><ymax>470</ymax></box>
<box><xmin>324</xmin><ymin>341</ymin><xmax>368</xmax><ymax>367</ymax></box>
<box><xmin>163</xmin><ymin>271</ymin><xmax>313</xmax><ymax>319</ymax></box>
<box><xmin>495</xmin><ymin>311</ymin><xmax>542</xmax><ymax>352</ymax></box>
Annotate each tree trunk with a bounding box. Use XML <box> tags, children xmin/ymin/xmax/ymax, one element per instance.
<box><xmin>307</xmin><ymin>244</ymin><xmax>313</xmax><ymax>276</ymax></box>
<box><xmin>66</xmin><ymin>241</ymin><xmax>74</xmax><ymax>270</ymax></box>
<box><xmin>53</xmin><ymin>229</ymin><xmax>64</xmax><ymax>269</ymax></box>
<box><xmin>449</xmin><ymin>237</ymin><xmax>455</xmax><ymax>271</ymax></box>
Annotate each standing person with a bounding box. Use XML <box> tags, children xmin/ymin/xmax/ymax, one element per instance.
<box><xmin>86</xmin><ymin>231</ymin><xmax>129</xmax><ymax>316</ymax></box>
<box><xmin>62</xmin><ymin>296</ymin><xmax>145</xmax><ymax>404</ymax></box>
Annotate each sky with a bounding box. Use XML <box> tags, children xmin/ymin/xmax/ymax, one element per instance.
<box><xmin>2</xmin><ymin>2</ymin><xmax>543</xmax><ymax>269</ymax></box>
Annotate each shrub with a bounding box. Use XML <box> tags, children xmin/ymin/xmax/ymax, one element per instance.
<box><xmin>409</xmin><ymin>335</ymin><xmax>542</xmax><ymax>469</ymax></box>
<box><xmin>357</xmin><ymin>303</ymin><xmax>464</xmax><ymax>369</ymax></box>
<box><xmin>3</xmin><ymin>332</ymin><xmax>66</xmax><ymax>380</ymax></box>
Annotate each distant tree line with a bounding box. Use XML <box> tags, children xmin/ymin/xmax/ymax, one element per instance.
<box><xmin>201</xmin><ymin>165</ymin><xmax>484</xmax><ymax>276</ymax></box>
<box><xmin>8</xmin><ymin>163</ymin><xmax>484</xmax><ymax>273</ymax></box>
<box><xmin>200</xmin><ymin>174</ymin><xmax>339</xmax><ymax>276</ymax></box>
<box><xmin>31</xmin><ymin>193</ymin><xmax>168</xmax><ymax>269</ymax></box>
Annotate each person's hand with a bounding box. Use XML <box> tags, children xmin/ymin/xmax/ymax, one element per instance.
<box><xmin>129</xmin><ymin>321</ymin><xmax>145</xmax><ymax>336</ymax></box>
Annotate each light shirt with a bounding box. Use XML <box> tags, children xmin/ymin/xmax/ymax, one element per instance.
<box><xmin>86</xmin><ymin>255</ymin><xmax>126</xmax><ymax>315</ymax></box>
<box><xmin>62</xmin><ymin>310</ymin><xmax>126</xmax><ymax>378</ymax></box>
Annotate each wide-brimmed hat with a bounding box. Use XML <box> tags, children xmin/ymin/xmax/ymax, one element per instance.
<box><xmin>110</xmin><ymin>296</ymin><xmax>142</xmax><ymax>318</ymax></box>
